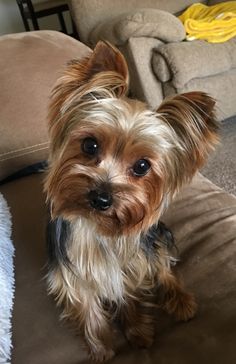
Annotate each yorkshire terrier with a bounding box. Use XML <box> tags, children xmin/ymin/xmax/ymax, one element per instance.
<box><xmin>44</xmin><ymin>41</ymin><xmax>219</xmax><ymax>362</ymax></box>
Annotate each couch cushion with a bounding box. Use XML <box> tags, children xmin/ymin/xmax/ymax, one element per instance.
<box><xmin>70</xmin><ymin>0</ymin><xmax>205</xmax><ymax>44</ymax></box>
<box><xmin>0</xmin><ymin>31</ymin><xmax>91</xmax><ymax>181</ymax></box>
<box><xmin>1</xmin><ymin>172</ymin><xmax>235</xmax><ymax>363</ymax></box>
<box><xmin>89</xmin><ymin>9</ymin><xmax>186</xmax><ymax>46</ymax></box>
<box><xmin>152</xmin><ymin>37</ymin><xmax>236</xmax><ymax>89</ymax></box>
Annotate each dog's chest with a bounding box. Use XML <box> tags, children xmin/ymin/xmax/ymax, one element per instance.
<box><xmin>70</xmin><ymin>223</ymin><xmax>151</xmax><ymax>301</ymax></box>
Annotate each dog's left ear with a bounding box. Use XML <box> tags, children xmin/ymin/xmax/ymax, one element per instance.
<box><xmin>63</xmin><ymin>41</ymin><xmax>129</xmax><ymax>97</ymax></box>
<box><xmin>157</xmin><ymin>91</ymin><xmax>220</xmax><ymax>188</ymax></box>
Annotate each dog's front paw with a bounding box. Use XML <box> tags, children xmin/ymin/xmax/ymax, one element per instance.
<box><xmin>89</xmin><ymin>347</ymin><xmax>115</xmax><ymax>363</ymax></box>
<box><xmin>165</xmin><ymin>292</ymin><xmax>197</xmax><ymax>322</ymax></box>
<box><xmin>125</xmin><ymin>326</ymin><xmax>154</xmax><ymax>349</ymax></box>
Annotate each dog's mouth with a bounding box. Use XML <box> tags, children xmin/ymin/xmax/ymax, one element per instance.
<box><xmin>87</xmin><ymin>196</ymin><xmax>147</xmax><ymax>237</ymax></box>
<box><xmin>50</xmin><ymin>173</ymin><xmax>150</xmax><ymax>236</ymax></box>
<box><xmin>91</xmin><ymin>212</ymin><xmax>145</xmax><ymax>237</ymax></box>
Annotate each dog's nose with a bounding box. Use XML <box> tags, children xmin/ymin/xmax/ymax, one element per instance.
<box><xmin>88</xmin><ymin>190</ymin><xmax>113</xmax><ymax>211</ymax></box>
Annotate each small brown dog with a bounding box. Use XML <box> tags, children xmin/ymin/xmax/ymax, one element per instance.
<box><xmin>44</xmin><ymin>41</ymin><xmax>219</xmax><ymax>362</ymax></box>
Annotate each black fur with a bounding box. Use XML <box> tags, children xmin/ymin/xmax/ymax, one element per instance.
<box><xmin>47</xmin><ymin>217</ymin><xmax>175</xmax><ymax>269</ymax></box>
<box><xmin>46</xmin><ymin>217</ymin><xmax>71</xmax><ymax>268</ymax></box>
<box><xmin>141</xmin><ymin>221</ymin><xmax>176</xmax><ymax>256</ymax></box>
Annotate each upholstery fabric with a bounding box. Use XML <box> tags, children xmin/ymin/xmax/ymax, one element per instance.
<box><xmin>208</xmin><ymin>0</ymin><xmax>229</xmax><ymax>3</ymax></box>
<box><xmin>70</xmin><ymin>0</ymin><xmax>236</xmax><ymax>119</ymax></box>
<box><xmin>120</xmin><ymin>37</ymin><xmax>164</xmax><ymax>110</ymax></box>
<box><xmin>118</xmin><ymin>35</ymin><xmax>236</xmax><ymax>117</ymax></box>
<box><xmin>0</xmin><ymin>31</ymin><xmax>91</xmax><ymax>181</ymax></box>
<box><xmin>0</xmin><ymin>172</ymin><xmax>235</xmax><ymax>364</ymax></box>
<box><xmin>89</xmin><ymin>9</ymin><xmax>185</xmax><ymax>46</ymax></box>
<box><xmin>152</xmin><ymin>37</ymin><xmax>236</xmax><ymax>88</ymax></box>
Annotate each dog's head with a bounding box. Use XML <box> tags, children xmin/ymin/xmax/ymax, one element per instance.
<box><xmin>44</xmin><ymin>41</ymin><xmax>219</xmax><ymax>236</ymax></box>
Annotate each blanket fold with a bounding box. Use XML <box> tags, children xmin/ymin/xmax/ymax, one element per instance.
<box><xmin>179</xmin><ymin>1</ymin><xmax>236</xmax><ymax>43</ymax></box>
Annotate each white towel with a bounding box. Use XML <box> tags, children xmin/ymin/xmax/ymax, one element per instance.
<box><xmin>0</xmin><ymin>193</ymin><xmax>15</xmax><ymax>364</ymax></box>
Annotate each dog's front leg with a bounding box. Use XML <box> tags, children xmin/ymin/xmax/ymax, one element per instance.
<box><xmin>157</xmin><ymin>266</ymin><xmax>197</xmax><ymax>321</ymax></box>
<box><xmin>69</xmin><ymin>295</ymin><xmax>115</xmax><ymax>363</ymax></box>
<box><xmin>121</xmin><ymin>296</ymin><xmax>155</xmax><ymax>348</ymax></box>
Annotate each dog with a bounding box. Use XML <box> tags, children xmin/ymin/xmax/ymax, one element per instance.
<box><xmin>44</xmin><ymin>41</ymin><xmax>219</xmax><ymax>362</ymax></box>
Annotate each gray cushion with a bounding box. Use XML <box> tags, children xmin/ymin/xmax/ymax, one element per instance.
<box><xmin>90</xmin><ymin>9</ymin><xmax>186</xmax><ymax>46</ymax></box>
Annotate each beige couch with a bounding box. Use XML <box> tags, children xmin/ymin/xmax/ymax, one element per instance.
<box><xmin>1</xmin><ymin>31</ymin><xmax>236</xmax><ymax>364</ymax></box>
<box><xmin>70</xmin><ymin>0</ymin><xmax>236</xmax><ymax>120</ymax></box>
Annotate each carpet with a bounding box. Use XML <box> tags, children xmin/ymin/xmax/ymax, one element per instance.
<box><xmin>0</xmin><ymin>193</ymin><xmax>15</xmax><ymax>364</ymax></box>
<box><xmin>201</xmin><ymin>115</ymin><xmax>236</xmax><ymax>196</ymax></box>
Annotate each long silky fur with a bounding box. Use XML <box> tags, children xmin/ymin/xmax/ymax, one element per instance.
<box><xmin>44</xmin><ymin>41</ymin><xmax>219</xmax><ymax>362</ymax></box>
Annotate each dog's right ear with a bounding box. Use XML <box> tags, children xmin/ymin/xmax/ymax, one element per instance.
<box><xmin>48</xmin><ymin>41</ymin><xmax>129</xmax><ymax>154</ymax></box>
<box><xmin>61</xmin><ymin>41</ymin><xmax>129</xmax><ymax>97</ymax></box>
<box><xmin>85</xmin><ymin>41</ymin><xmax>129</xmax><ymax>95</ymax></box>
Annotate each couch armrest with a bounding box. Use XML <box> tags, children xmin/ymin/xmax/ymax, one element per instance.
<box><xmin>89</xmin><ymin>9</ymin><xmax>186</xmax><ymax>46</ymax></box>
<box><xmin>152</xmin><ymin>37</ymin><xmax>236</xmax><ymax>89</ymax></box>
<box><xmin>120</xmin><ymin>37</ymin><xmax>164</xmax><ymax>109</ymax></box>
<box><xmin>0</xmin><ymin>31</ymin><xmax>91</xmax><ymax>182</ymax></box>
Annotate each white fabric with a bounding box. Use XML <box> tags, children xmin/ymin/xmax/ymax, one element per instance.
<box><xmin>0</xmin><ymin>193</ymin><xmax>14</xmax><ymax>364</ymax></box>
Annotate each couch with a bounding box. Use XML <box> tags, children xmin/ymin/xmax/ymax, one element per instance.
<box><xmin>0</xmin><ymin>30</ymin><xmax>236</xmax><ymax>364</ymax></box>
<box><xmin>69</xmin><ymin>0</ymin><xmax>236</xmax><ymax>120</ymax></box>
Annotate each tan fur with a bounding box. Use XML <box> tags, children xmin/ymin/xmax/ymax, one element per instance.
<box><xmin>44</xmin><ymin>41</ymin><xmax>219</xmax><ymax>362</ymax></box>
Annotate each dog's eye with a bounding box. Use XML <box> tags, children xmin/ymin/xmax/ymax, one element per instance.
<box><xmin>132</xmin><ymin>159</ymin><xmax>151</xmax><ymax>177</ymax></box>
<box><xmin>82</xmin><ymin>137</ymin><xmax>99</xmax><ymax>156</ymax></box>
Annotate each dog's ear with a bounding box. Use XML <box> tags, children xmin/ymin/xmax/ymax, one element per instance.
<box><xmin>86</xmin><ymin>41</ymin><xmax>129</xmax><ymax>93</ymax></box>
<box><xmin>48</xmin><ymin>41</ymin><xmax>129</xmax><ymax>154</ymax></box>
<box><xmin>62</xmin><ymin>40</ymin><xmax>129</xmax><ymax>97</ymax></box>
<box><xmin>157</xmin><ymin>92</ymin><xmax>220</xmax><ymax>189</ymax></box>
